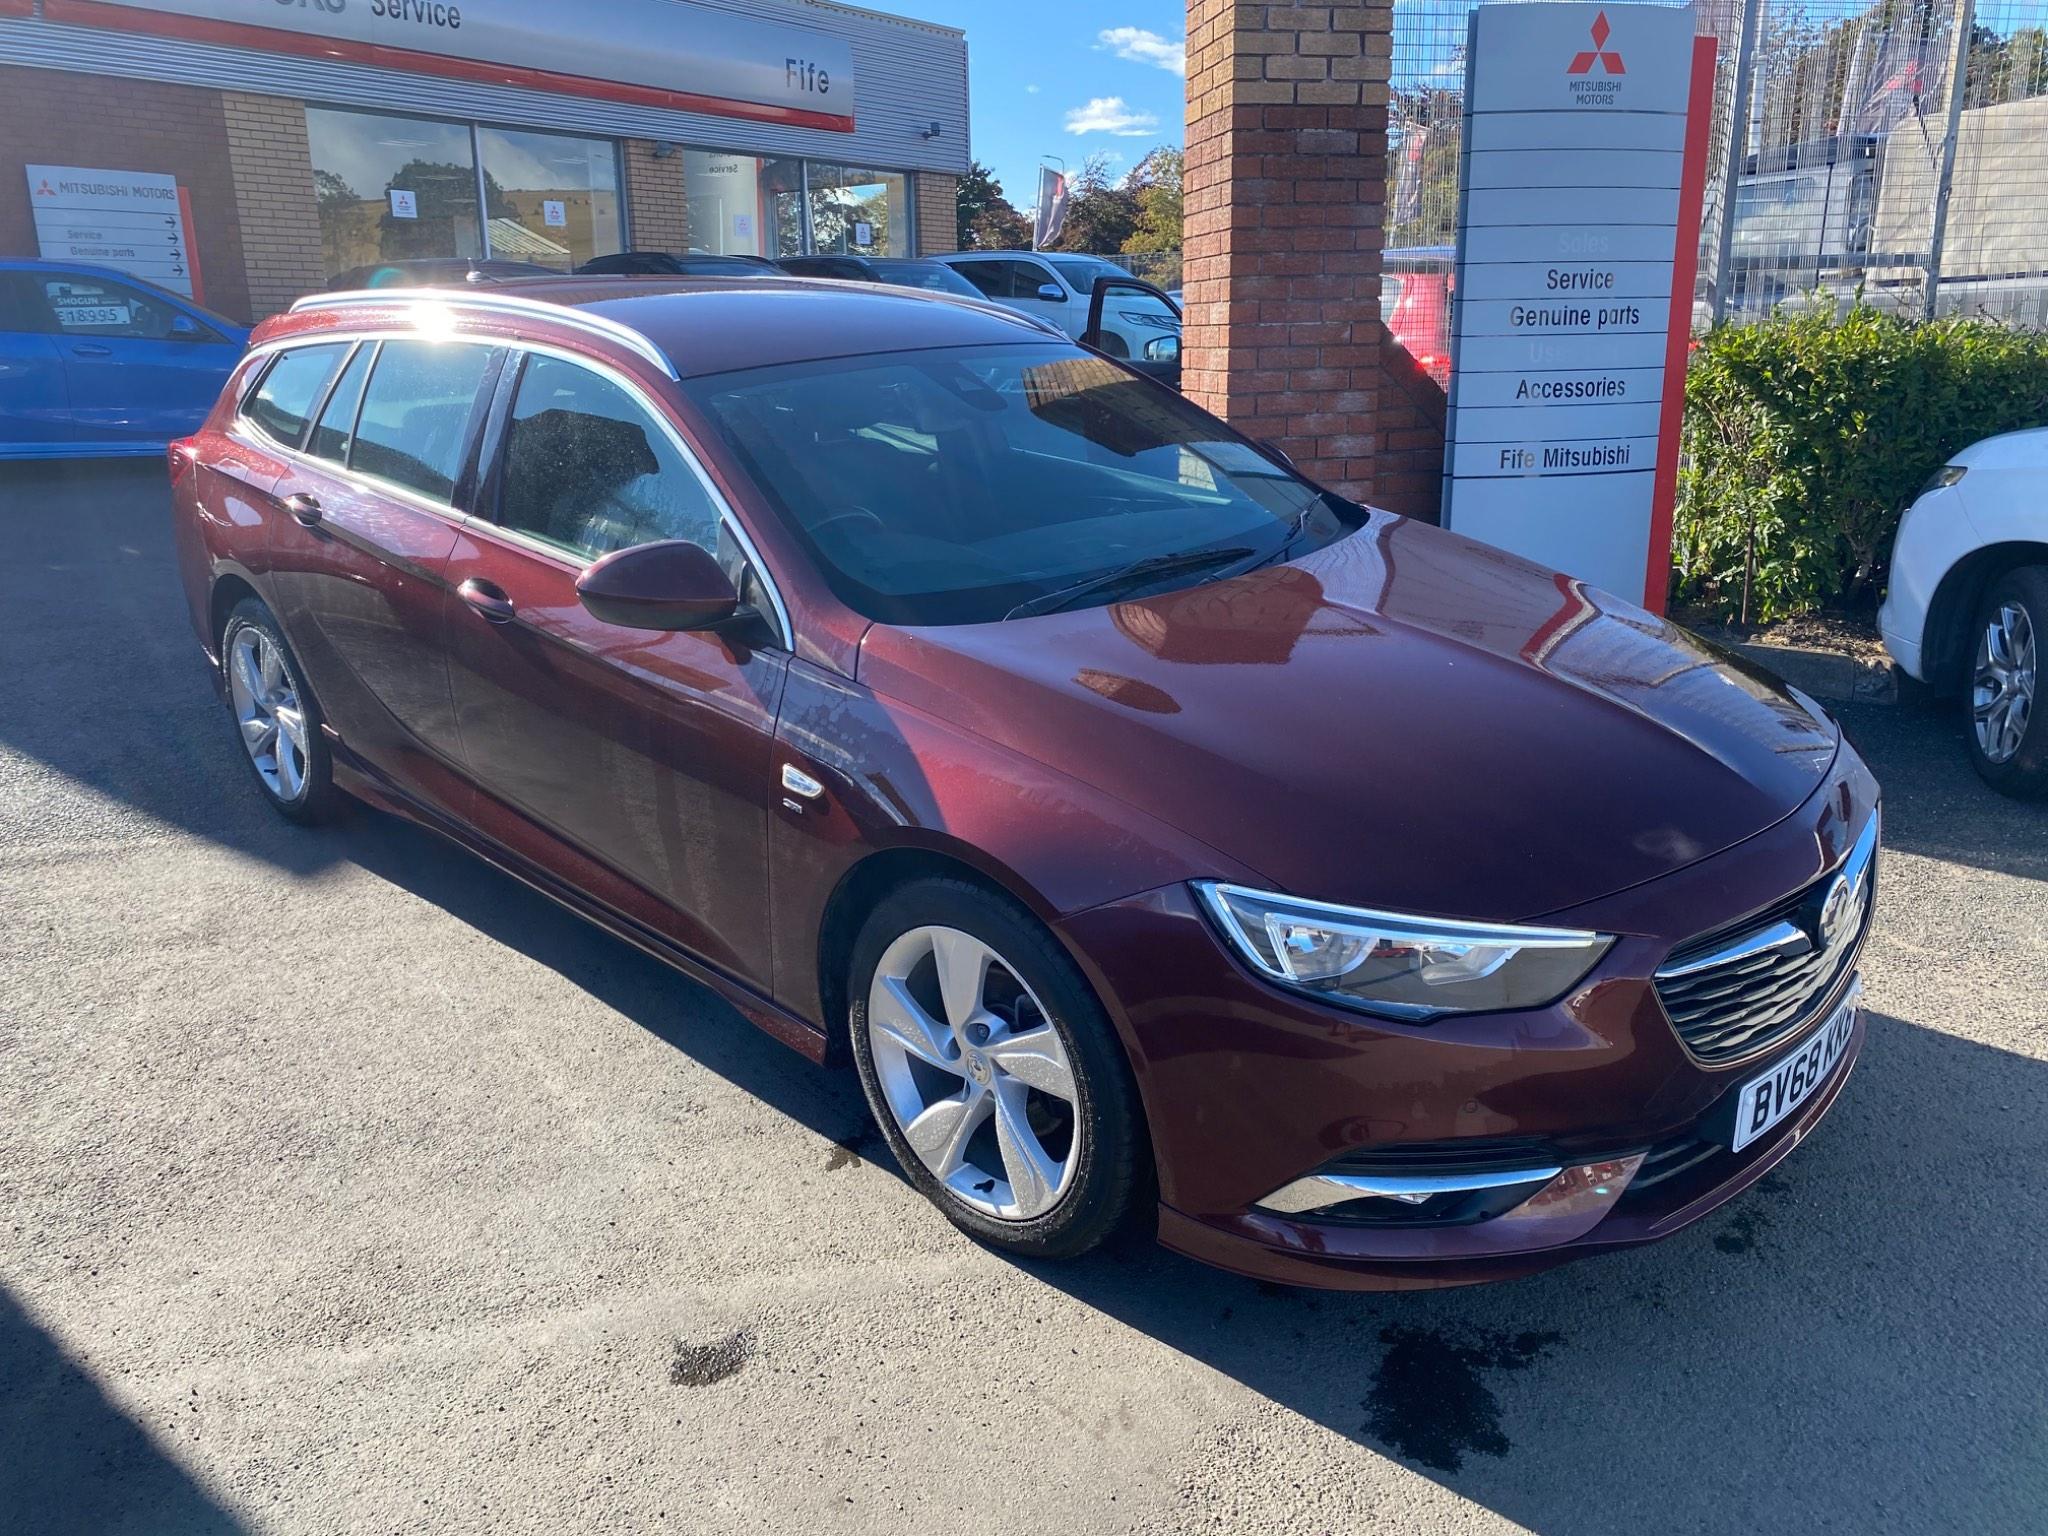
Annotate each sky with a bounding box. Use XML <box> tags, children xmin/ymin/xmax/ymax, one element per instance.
<box><xmin>879</xmin><ymin>2</ymin><xmax>1189</xmax><ymax>208</ymax></box>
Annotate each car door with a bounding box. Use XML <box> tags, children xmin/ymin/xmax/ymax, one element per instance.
<box><xmin>1083</xmin><ymin>276</ymin><xmax>1183</xmax><ymax>386</ymax></box>
<box><xmin>442</xmin><ymin>347</ymin><xmax>790</xmax><ymax>990</ymax></box>
<box><xmin>0</xmin><ymin>271</ymin><xmax>73</xmax><ymax>455</ymax></box>
<box><xmin>30</xmin><ymin>269</ymin><xmax>240</xmax><ymax>447</ymax></box>
<box><xmin>259</xmin><ymin>336</ymin><xmax>495</xmax><ymax>819</ymax></box>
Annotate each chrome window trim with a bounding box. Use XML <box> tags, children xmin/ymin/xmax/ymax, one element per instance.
<box><xmin>287</xmin><ymin>288</ymin><xmax>680</xmax><ymax>381</ymax></box>
<box><xmin>241</xmin><ymin>326</ymin><xmax>793</xmax><ymax>653</ymax></box>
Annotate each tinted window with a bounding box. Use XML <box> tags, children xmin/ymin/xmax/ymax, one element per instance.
<box><xmin>867</xmin><ymin>260</ymin><xmax>980</xmax><ymax>297</ymax></box>
<box><xmin>686</xmin><ymin>344</ymin><xmax>1358</xmax><ymax>626</ymax></box>
<box><xmin>498</xmin><ymin>353</ymin><xmax>721</xmax><ymax>560</ymax></box>
<box><xmin>949</xmin><ymin>261</ymin><xmax>1010</xmax><ymax>300</ymax></box>
<box><xmin>351</xmin><ymin>340</ymin><xmax>495</xmax><ymax>502</ymax></box>
<box><xmin>37</xmin><ymin>272</ymin><xmax>200</xmax><ymax>340</ymax></box>
<box><xmin>307</xmin><ymin>343</ymin><xmax>374</xmax><ymax>465</ymax></box>
<box><xmin>244</xmin><ymin>345</ymin><xmax>349</xmax><ymax>448</ymax></box>
<box><xmin>0</xmin><ymin>273</ymin><xmax>49</xmax><ymax>333</ymax></box>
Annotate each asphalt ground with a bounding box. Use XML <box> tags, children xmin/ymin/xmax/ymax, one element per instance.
<box><xmin>3</xmin><ymin>461</ymin><xmax>2044</xmax><ymax>1535</ymax></box>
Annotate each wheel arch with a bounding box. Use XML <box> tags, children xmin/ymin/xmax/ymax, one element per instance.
<box><xmin>1922</xmin><ymin>542</ymin><xmax>2048</xmax><ymax>692</ymax></box>
<box><xmin>208</xmin><ymin>570</ymin><xmax>263</xmax><ymax>655</ymax></box>
<box><xmin>814</xmin><ymin>839</ymin><xmax>1064</xmax><ymax>1065</ymax></box>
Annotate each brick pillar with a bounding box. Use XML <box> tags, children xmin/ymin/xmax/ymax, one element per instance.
<box><xmin>915</xmin><ymin>172</ymin><xmax>959</xmax><ymax>255</ymax></box>
<box><xmin>1185</xmin><ymin>2</ymin><xmax>1441</xmax><ymax>518</ymax></box>
<box><xmin>221</xmin><ymin>92</ymin><xmax>323</xmax><ymax>319</ymax></box>
<box><xmin>622</xmin><ymin>140</ymin><xmax>690</xmax><ymax>253</ymax></box>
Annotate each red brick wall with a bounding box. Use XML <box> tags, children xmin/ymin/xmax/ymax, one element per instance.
<box><xmin>0</xmin><ymin>66</ymin><xmax>252</xmax><ymax>323</ymax></box>
<box><xmin>1183</xmin><ymin>2</ymin><xmax>1445</xmax><ymax>519</ymax></box>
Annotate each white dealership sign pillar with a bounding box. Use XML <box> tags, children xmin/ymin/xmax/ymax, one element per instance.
<box><xmin>1441</xmin><ymin>4</ymin><xmax>1715</xmax><ymax>613</ymax></box>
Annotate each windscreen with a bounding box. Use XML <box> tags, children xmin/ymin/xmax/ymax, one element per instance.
<box><xmin>684</xmin><ymin>344</ymin><xmax>1359</xmax><ymax>625</ymax></box>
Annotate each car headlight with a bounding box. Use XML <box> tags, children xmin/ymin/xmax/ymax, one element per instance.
<box><xmin>1194</xmin><ymin>882</ymin><xmax>1613</xmax><ymax>1020</ymax></box>
<box><xmin>1919</xmin><ymin>464</ymin><xmax>1966</xmax><ymax>496</ymax></box>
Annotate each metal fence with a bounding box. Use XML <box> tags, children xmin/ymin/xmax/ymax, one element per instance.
<box><xmin>1388</xmin><ymin>0</ymin><xmax>2048</xmax><ymax>346</ymax></box>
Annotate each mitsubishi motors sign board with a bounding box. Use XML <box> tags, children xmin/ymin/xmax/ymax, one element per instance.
<box><xmin>41</xmin><ymin>0</ymin><xmax>856</xmax><ymax>131</ymax></box>
<box><xmin>1442</xmin><ymin>3</ymin><xmax>1716</xmax><ymax>612</ymax></box>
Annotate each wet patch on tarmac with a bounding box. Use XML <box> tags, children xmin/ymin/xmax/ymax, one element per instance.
<box><xmin>1713</xmin><ymin>1206</ymin><xmax>1772</xmax><ymax>1254</ymax></box>
<box><xmin>1362</xmin><ymin>1326</ymin><xmax>1562</xmax><ymax>1472</ymax></box>
<box><xmin>669</xmin><ymin>1329</ymin><xmax>754</xmax><ymax>1387</ymax></box>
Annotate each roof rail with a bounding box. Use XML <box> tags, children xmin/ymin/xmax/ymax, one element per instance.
<box><xmin>288</xmin><ymin>288</ymin><xmax>678</xmax><ymax>380</ymax></box>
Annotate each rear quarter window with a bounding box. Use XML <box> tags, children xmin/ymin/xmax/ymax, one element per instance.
<box><xmin>242</xmin><ymin>344</ymin><xmax>350</xmax><ymax>449</ymax></box>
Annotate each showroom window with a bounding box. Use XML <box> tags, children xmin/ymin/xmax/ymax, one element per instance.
<box><xmin>807</xmin><ymin>165</ymin><xmax>911</xmax><ymax>257</ymax></box>
<box><xmin>680</xmin><ymin>149</ymin><xmax>806</xmax><ymax>259</ymax></box>
<box><xmin>307</xmin><ymin>106</ymin><xmax>625</xmax><ymax>282</ymax></box>
<box><xmin>477</xmin><ymin>127</ymin><xmax>624</xmax><ymax>272</ymax></box>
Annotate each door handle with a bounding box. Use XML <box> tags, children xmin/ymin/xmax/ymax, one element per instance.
<box><xmin>282</xmin><ymin>492</ymin><xmax>322</xmax><ymax>527</ymax></box>
<box><xmin>70</xmin><ymin>343</ymin><xmax>113</xmax><ymax>357</ymax></box>
<box><xmin>458</xmin><ymin>578</ymin><xmax>517</xmax><ymax>624</ymax></box>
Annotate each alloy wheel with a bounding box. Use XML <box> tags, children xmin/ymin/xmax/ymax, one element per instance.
<box><xmin>1972</xmin><ymin>600</ymin><xmax>2037</xmax><ymax>765</ymax></box>
<box><xmin>865</xmin><ymin>925</ymin><xmax>1081</xmax><ymax>1221</ymax></box>
<box><xmin>227</xmin><ymin>626</ymin><xmax>309</xmax><ymax>801</ymax></box>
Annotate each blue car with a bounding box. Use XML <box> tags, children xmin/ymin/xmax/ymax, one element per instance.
<box><xmin>0</xmin><ymin>258</ymin><xmax>249</xmax><ymax>460</ymax></box>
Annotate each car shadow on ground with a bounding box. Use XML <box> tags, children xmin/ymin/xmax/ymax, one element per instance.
<box><xmin>0</xmin><ymin>1288</ymin><xmax>249</xmax><ymax>1535</ymax></box>
<box><xmin>1836</xmin><ymin>702</ymin><xmax>2048</xmax><ymax>883</ymax></box>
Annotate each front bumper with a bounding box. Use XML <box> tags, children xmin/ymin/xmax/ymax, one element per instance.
<box><xmin>1054</xmin><ymin>742</ymin><xmax>1879</xmax><ymax>1291</ymax></box>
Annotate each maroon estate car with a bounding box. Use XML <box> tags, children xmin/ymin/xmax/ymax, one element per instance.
<box><xmin>169</xmin><ymin>278</ymin><xmax>1878</xmax><ymax>1290</ymax></box>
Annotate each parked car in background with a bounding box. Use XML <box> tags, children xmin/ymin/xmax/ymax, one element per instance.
<box><xmin>1382</xmin><ymin>246</ymin><xmax>1454</xmax><ymax>386</ymax></box>
<box><xmin>171</xmin><ymin>276</ymin><xmax>1876</xmax><ymax>1291</ymax></box>
<box><xmin>775</xmin><ymin>254</ymin><xmax>983</xmax><ymax>297</ymax></box>
<box><xmin>324</xmin><ymin>258</ymin><xmax>557</xmax><ymax>291</ymax></box>
<box><xmin>1881</xmin><ymin>429</ymin><xmax>2048</xmax><ymax>794</ymax></box>
<box><xmin>932</xmin><ymin>250</ymin><xmax>1180</xmax><ymax>358</ymax></box>
<box><xmin>0</xmin><ymin>258</ymin><xmax>249</xmax><ymax>460</ymax></box>
<box><xmin>577</xmin><ymin>251</ymin><xmax>781</xmax><ymax>276</ymax></box>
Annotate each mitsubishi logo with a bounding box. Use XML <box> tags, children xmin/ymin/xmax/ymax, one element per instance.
<box><xmin>34</xmin><ymin>179</ymin><xmax>55</xmax><ymax>197</ymax></box>
<box><xmin>1568</xmin><ymin>11</ymin><xmax>1626</xmax><ymax>73</ymax></box>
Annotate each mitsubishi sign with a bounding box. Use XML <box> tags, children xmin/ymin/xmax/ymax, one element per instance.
<box><xmin>41</xmin><ymin>0</ymin><xmax>857</xmax><ymax>131</ymax></box>
<box><xmin>1441</xmin><ymin>3</ymin><xmax>1716</xmax><ymax>611</ymax></box>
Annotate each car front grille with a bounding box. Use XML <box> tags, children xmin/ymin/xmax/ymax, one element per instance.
<box><xmin>1654</xmin><ymin>811</ymin><xmax>1878</xmax><ymax>1065</ymax></box>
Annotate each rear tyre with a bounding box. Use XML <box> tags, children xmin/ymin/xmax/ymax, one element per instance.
<box><xmin>1964</xmin><ymin>567</ymin><xmax>2046</xmax><ymax>798</ymax></box>
<box><xmin>220</xmin><ymin>598</ymin><xmax>344</xmax><ymax>824</ymax></box>
<box><xmin>847</xmin><ymin>877</ymin><xmax>1147</xmax><ymax>1260</ymax></box>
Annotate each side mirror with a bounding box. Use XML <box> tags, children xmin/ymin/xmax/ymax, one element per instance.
<box><xmin>1035</xmin><ymin>283</ymin><xmax>1066</xmax><ymax>303</ymax></box>
<box><xmin>1144</xmin><ymin>334</ymin><xmax>1181</xmax><ymax>363</ymax></box>
<box><xmin>169</xmin><ymin>314</ymin><xmax>205</xmax><ymax>341</ymax></box>
<box><xmin>575</xmin><ymin>539</ymin><xmax>740</xmax><ymax>631</ymax></box>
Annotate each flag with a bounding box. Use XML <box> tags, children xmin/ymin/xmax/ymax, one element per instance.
<box><xmin>1033</xmin><ymin>166</ymin><xmax>1069</xmax><ymax>250</ymax></box>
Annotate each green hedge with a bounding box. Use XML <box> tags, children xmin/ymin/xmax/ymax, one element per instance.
<box><xmin>1675</xmin><ymin>306</ymin><xmax>2048</xmax><ymax>621</ymax></box>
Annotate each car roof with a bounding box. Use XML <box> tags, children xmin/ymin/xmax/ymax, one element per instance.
<box><xmin>287</xmin><ymin>275</ymin><xmax>1067</xmax><ymax>378</ymax></box>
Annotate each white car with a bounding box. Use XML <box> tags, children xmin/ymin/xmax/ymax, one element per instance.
<box><xmin>1880</xmin><ymin>427</ymin><xmax>2047</xmax><ymax>795</ymax></box>
<box><xmin>931</xmin><ymin>251</ymin><xmax>1180</xmax><ymax>362</ymax></box>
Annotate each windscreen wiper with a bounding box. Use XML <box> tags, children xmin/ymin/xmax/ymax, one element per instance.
<box><xmin>1004</xmin><ymin>545</ymin><xmax>1255</xmax><ymax>621</ymax></box>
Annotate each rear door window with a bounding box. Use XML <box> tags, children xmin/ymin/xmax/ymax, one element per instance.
<box><xmin>350</xmin><ymin>339</ymin><xmax>497</xmax><ymax>503</ymax></box>
<box><xmin>307</xmin><ymin>342</ymin><xmax>375</xmax><ymax>465</ymax></box>
<box><xmin>243</xmin><ymin>344</ymin><xmax>349</xmax><ymax>448</ymax></box>
<box><xmin>0</xmin><ymin>273</ymin><xmax>53</xmax><ymax>334</ymax></box>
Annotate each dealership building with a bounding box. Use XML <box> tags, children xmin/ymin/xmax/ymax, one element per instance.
<box><xmin>0</xmin><ymin>0</ymin><xmax>968</xmax><ymax>323</ymax></box>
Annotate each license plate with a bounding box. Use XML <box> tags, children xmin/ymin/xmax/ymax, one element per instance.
<box><xmin>1730</xmin><ymin>985</ymin><xmax>1860</xmax><ymax>1152</ymax></box>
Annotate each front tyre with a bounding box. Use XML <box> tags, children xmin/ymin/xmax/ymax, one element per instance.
<box><xmin>221</xmin><ymin>597</ymin><xmax>343</xmax><ymax>824</ymax></box>
<box><xmin>1965</xmin><ymin>567</ymin><xmax>2046</xmax><ymax>798</ymax></box>
<box><xmin>847</xmin><ymin>878</ymin><xmax>1147</xmax><ymax>1260</ymax></box>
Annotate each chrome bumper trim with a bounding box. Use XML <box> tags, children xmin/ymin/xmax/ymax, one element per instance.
<box><xmin>1254</xmin><ymin>1164</ymin><xmax>1564</xmax><ymax>1217</ymax></box>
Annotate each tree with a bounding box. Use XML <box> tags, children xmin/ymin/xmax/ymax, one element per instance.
<box><xmin>956</xmin><ymin>160</ymin><xmax>1031</xmax><ymax>249</ymax></box>
<box><xmin>1047</xmin><ymin>154</ymin><xmax>1141</xmax><ymax>254</ymax></box>
<box><xmin>1121</xmin><ymin>146</ymin><xmax>1183</xmax><ymax>255</ymax></box>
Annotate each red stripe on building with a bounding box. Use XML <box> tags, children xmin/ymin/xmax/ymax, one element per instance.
<box><xmin>41</xmin><ymin>0</ymin><xmax>858</xmax><ymax>133</ymax></box>
<box><xmin>1644</xmin><ymin>34</ymin><xmax>1718</xmax><ymax>614</ymax></box>
<box><xmin>175</xmin><ymin>183</ymin><xmax>204</xmax><ymax>306</ymax></box>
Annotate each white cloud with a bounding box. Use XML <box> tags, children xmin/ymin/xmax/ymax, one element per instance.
<box><xmin>1063</xmin><ymin>96</ymin><xmax>1160</xmax><ymax>137</ymax></box>
<box><xmin>1098</xmin><ymin>26</ymin><xmax>1186</xmax><ymax>76</ymax></box>
<box><xmin>1026</xmin><ymin>83</ymin><xmax>1041</xmax><ymax>94</ymax></box>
